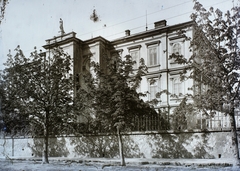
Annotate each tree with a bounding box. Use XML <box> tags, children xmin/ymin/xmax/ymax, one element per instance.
<box><xmin>0</xmin><ymin>74</ymin><xmax>6</xmax><ymax>132</ymax></box>
<box><xmin>0</xmin><ymin>0</ymin><xmax>9</xmax><ymax>25</ymax></box>
<box><xmin>78</xmin><ymin>54</ymin><xmax>157</xmax><ymax>166</ymax></box>
<box><xmin>170</xmin><ymin>0</ymin><xmax>240</xmax><ymax>163</ymax></box>
<box><xmin>1</xmin><ymin>49</ymin><xmax>30</xmax><ymax>136</ymax></box>
<box><xmin>2</xmin><ymin>46</ymin><xmax>74</xmax><ymax>163</ymax></box>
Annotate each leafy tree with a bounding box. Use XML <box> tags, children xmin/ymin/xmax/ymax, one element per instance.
<box><xmin>0</xmin><ymin>74</ymin><xmax>6</xmax><ymax>132</ymax></box>
<box><xmin>78</xmin><ymin>54</ymin><xmax>157</xmax><ymax>166</ymax></box>
<box><xmin>172</xmin><ymin>97</ymin><xmax>189</xmax><ymax>130</ymax></box>
<box><xmin>2</xmin><ymin>46</ymin><xmax>74</xmax><ymax>163</ymax></box>
<box><xmin>0</xmin><ymin>0</ymin><xmax>8</xmax><ymax>25</ymax></box>
<box><xmin>1</xmin><ymin>49</ymin><xmax>30</xmax><ymax>136</ymax></box>
<box><xmin>170</xmin><ymin>0</ymin><xmax>240</xmax><ymax>162</ymax></box>
<box><xmin>73</xmin><ymin>87</ymin><xmax>95</xmax><ymax>133</ymax></box>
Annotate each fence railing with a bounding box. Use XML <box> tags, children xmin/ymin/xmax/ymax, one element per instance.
<box><xmin>1</xmin><ymin>110</ymin><xmax>240</xmax><ymax>137</ymax></box>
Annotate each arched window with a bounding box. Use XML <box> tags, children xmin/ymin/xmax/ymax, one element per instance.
<box><xmin>148</xmin><ymin>77</ymin><xmax>161</xmax><ymax>103</ymax></box>
<box><xmin>173</xmin><ymin>43</ymin><xmax>181</xmax><ymax>55</ymax></box>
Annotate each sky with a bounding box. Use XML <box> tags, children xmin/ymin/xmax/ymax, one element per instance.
<box><xmin>0</xmin><ymin>0</ymin><xmax>235</xmax><ymax>71</ymax></box>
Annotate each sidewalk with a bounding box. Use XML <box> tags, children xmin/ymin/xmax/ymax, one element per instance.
<box><xmin>0</xmin><ymin>157</ymin><xmax>236</xmax><ymax>167</ymax></box>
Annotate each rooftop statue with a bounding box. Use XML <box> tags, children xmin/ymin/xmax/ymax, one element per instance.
<box><xmin>59</xmin><ymin>18</ymin><xmax>65</xmax><ymax>36</ymax></box>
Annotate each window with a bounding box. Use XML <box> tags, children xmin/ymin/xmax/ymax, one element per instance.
<box><xmin>194</xmin><ymin>78</ymin><xmax>209</xmax><ymax>96</ymax></box>
<box><xmin>170</xmin><ymin>43</ymin><xmax>182</xmax><ymax>64</ymax></box>
<box><xmin>173</xmin><ymin>43</ymin><xmax>181</xmax><ymax>55</ymax></box>
<box><xmin>111</xmin><ymin>50</ymin><xmax>123</xmax><ymax>70</ymax></box>
<box><xmin>130</xmin><ymin>50</ymin><xmax>139</xmax><ymax>69</ymax></box>
<box><xmin>149</xmin><ymin>78</ymin><xmax>159</xmax><ymax>101</ymax></box>
<box><xmin>145</xmin><ymin>40</ymin><xmax>160</xmax><ymax>67</ymax></box>
<box><xmin>148</xmin><ymin>46</ymin><xmax>158</xmax><ymax>66</ymax></box>
<box><xmin>172</xmin><ymin>77</ymin><xmax>182</xmax><ymax>96</ymax></box>
<box><xmin>195</xmin><ymin>111</ymin><xmax>207</xmax><ymax>129</ymax></box>
<box><xmin>150</xmin><ymin>80</ymin><xmax>157</xmax><ymax>100</ymax></box>
<box><xmin>127</xmin><ymin>45</ymin><xmax>141</xmax><ymax>69</ymax></box>
<box><xmin>110</xmin><ymin>52</ymin><xmax>119</xmax><ymax>70</ymax></box>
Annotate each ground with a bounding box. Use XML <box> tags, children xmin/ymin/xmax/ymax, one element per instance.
<box><xmin>0</xmin><ymin>158</ymin><xmax>239</xmax><ymax>171</ymax></box>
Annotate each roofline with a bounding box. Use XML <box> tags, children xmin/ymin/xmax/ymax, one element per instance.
<box><xmin>43</xmin><ymin>32</ymin><xmax>83</xmax><ymax>49</ymax></box>
<box><xmin>42</xmin><ymin>20</ymin><xmax>194</xmax><ymax>49</ymax></box>
<box><xmin>111</xmin><ymin>20</ymin><xmax>194</xmax><ymax>45</ymax></box>
<box><xmin>83</xmin><ymin>36</ymin><xmax>110</xmax><ymax>45</ymax></box>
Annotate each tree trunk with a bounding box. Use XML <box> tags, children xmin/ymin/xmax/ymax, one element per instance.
<box><xmin>229</xmin><ymin>103</ymin><xmax>240</xmax><ymax>165</ymax></box>
<box><xmin>42</xmin><ymin>134</ymin><xmax>49</xmax><ymax>164</ymax></box>
<box><xmin>42</xmin><ymin>110</ymin><xmax>49</xmax><ymax>164</ymax></box>
<box><xmin>117</xmin><ymin>126</ymin><xmax>126</xmax><ymax>166</ymax></box>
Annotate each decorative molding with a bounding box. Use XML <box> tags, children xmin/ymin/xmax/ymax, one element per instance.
<box><xmin>146</xmin><ymin>73</ymin><xmax>162</xmax><ymax>79</ymax></box>
<box><xmin>147</xmin><ymin>64</ymin><xmax>161</xmax><ymax>69</ymax></box>
<box><xmin>127</xmin><ymin>45</ymin><xmax>142</xmax><ymax>51</ymax></box>
<box><xmin>145</xmin><ymin>40</ymin><xmax>161</xmax><ymax>47</ymax></box>
<box><xmin>169</xmin><ymin>35</ymin><xmax>185</xmax><ymax>41</ymax></box>
<box><xmin>117</xmin><ymin>49</ymin><xmax>123</xmax><ymax>53</ymax></box>
<box><xmin>170</xmin><ymin>61</ymin><xmax>177</xmax><ymax>65</ymax></box>
<box><xmin>110</xmin><ymin>49</ymin><xmax>123</xmax><ymax>56</ymax></box>
<box><xmin>170</xmin><ymin>42</ymin><xmax>183</xmax><ymax>47</ymax></box>
<box><xmin>169</xmin><ymin>70</ymin><xmax>183</xmax><ymax>76</ymax></box>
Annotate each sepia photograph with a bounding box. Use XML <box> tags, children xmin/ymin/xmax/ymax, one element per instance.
<box><xmin>0</xmin><ymin>0</ymin><xmax>239</xmax><ymax>170</ymax></box>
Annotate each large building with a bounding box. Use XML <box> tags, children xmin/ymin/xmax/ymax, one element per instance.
<box><xmin>42</xmin><ymin>19</ymin><xmax>238</xmax><ymax>131</ymax></box>
<box><xmin>1</xmin><ymin>19</ymin><xmax>240</xmax><ymax>160</ymax></box>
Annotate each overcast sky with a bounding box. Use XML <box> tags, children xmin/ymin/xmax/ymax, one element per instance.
<box><xmin>0</xmin><ymin>0</ymin><xmax>235</xmax><ymax>70</ymax></box>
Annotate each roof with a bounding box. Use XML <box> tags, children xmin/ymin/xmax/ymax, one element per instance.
<box><xmin>110</xmin><ymin>20</ymin><xmax>194</xmax><ymax>45</ymax></box>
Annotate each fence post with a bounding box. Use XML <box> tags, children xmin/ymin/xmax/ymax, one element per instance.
<box><xmin>12</xmin><ymin>138</ymin><xmax>14</xmax><ymax>157</ymax></box>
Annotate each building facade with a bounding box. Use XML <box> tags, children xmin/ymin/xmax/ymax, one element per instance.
<box><xmin>42</xmin><ymin>20</ymin><xmax>235</xmax><ymax>131</ymax></box>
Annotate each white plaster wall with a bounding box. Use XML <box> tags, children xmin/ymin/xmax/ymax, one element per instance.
<box><xmin>0</xmin><ymin>138</ymin><xmax>13</xmax><ymax>157</ymax></box>
<box><xmin>0</xmin><ymin>132</ymin><xmax>236</xmax><ymax>159</ymax></box>
<box><xmin>13</xmin><ymin>138</ymin><xmax>33</xmax><ymax>157</ymax></box>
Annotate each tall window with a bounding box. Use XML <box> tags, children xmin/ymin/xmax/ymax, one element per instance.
<box><xmin>130</xmin><ymin>50</ymin><xmax>139</xmax><ymax>69</ymax></box>
<box><xmin>148</xmin><ymin>46</ymin><xmax>158</xmax><ymax>66</ymax></box>
<box><xmin>149</xmin><ymin>78</ymin><xmax>159</xmax><ymax>101</ymax></box>
<box><xmin>172</xmin><ymin>77</ymin><xmax>182</xmax><ymax>96</ymax></box>
<box><xmin>128</xmin><ymin>45</ymin><xmax>141</xmax><ymax>69</ymax></box>
<box><xmin>110</xmin><ymin>53</ymin><xmax>119</xmax><ymax>71</ymax></box>
<box><xmin>170</xmin><ymin>43</ymin><xmax>182</xmax><ymax>64</ymax></box>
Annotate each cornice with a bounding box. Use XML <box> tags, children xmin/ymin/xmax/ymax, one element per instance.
<box><xmin>111</xmin><ymin>21</ymin><xmax>194</xmax><ymax>45</ymax></box>
<box><xmin>43</xmin><ymin>36</ymin><xmax>82</xmax><ymax>49</ymax></box>
<box><xmin>145</xmin><ymin>40</ymin><xmax>161</xmax><ymax>47</ymax></box>
<box><xmin>168</xmin><ymin>65</ymin><xmax>189</xmax><ymax>74</ymax></box>
<box><xmin>83</xmin><ymin>36</ymin><xmax>110</xmax><ymax>45</ymax></box>
<box><xmin>127</xmin><ymin>45</ymin><xmax>142</xmax><ymax>51</ymax></box>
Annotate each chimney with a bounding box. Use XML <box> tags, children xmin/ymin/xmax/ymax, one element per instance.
<box><xmin>125</xmin><ymin>29</ymin><xmax>130</xmax><ymax>36</ymax></box>
<box><xmin>154</xmin><ymin>20</ymin><xmax>167</xmax><ymax>28</ymax></box>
